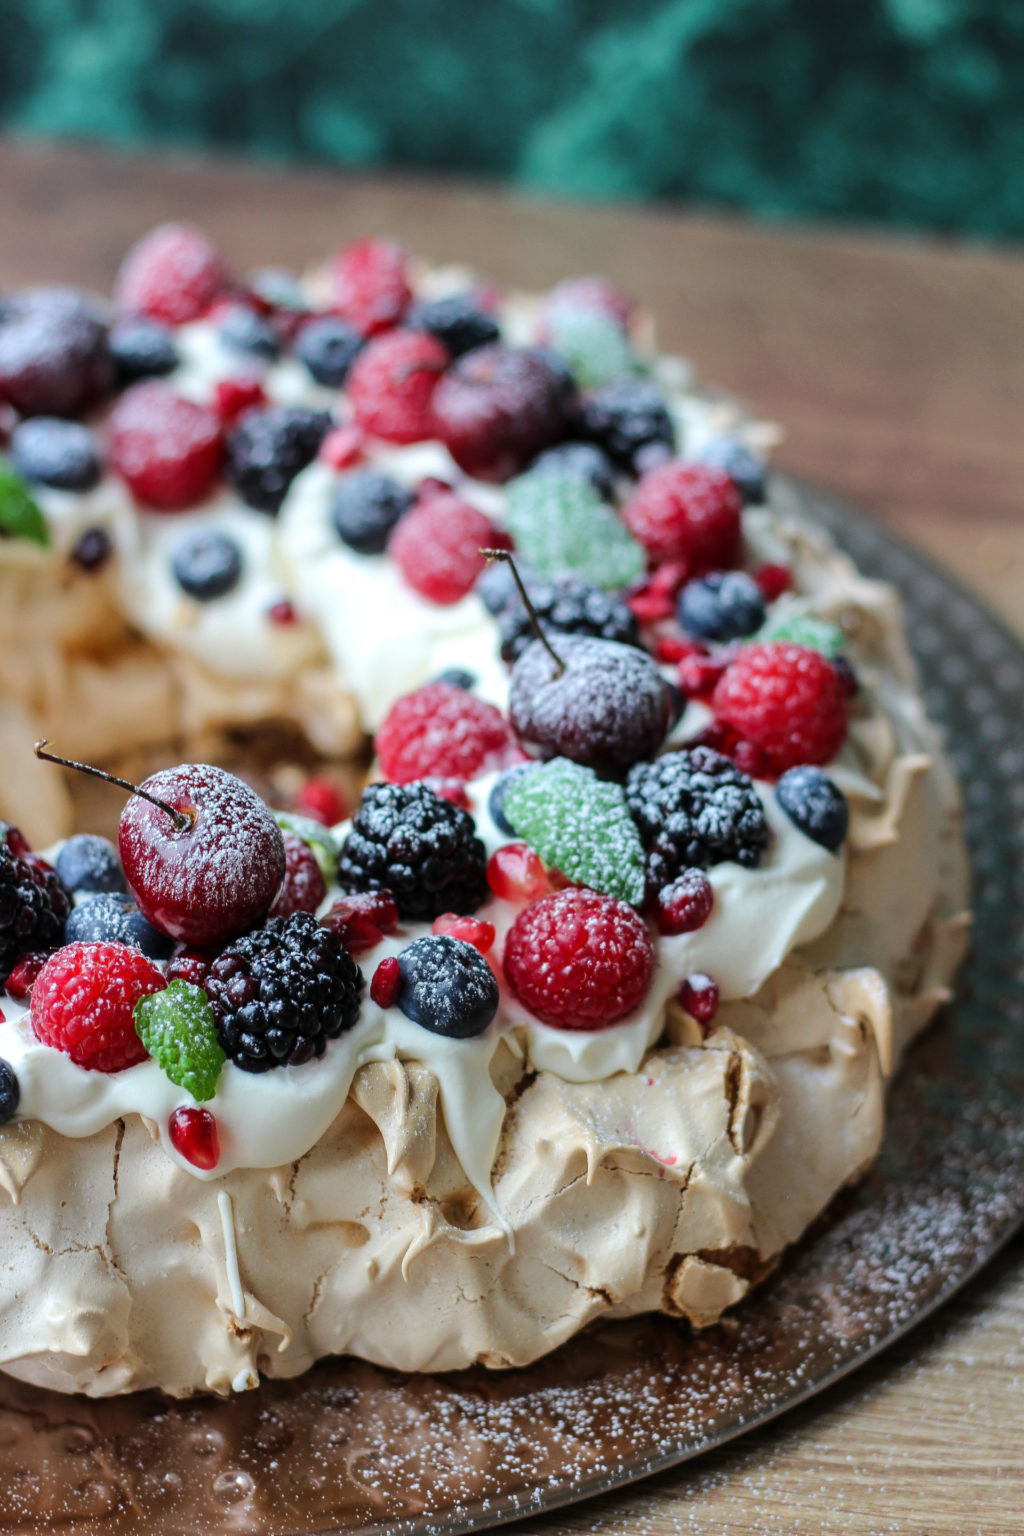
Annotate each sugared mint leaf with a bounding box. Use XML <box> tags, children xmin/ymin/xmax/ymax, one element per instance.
<box><xmin>545</xmin><ymin>308</ymin><xmax>641</xmax><ymax>390</ymax></box>
<box><xmin>757</xmin><ymin>613</ymin><xmax>845</xmax><ymax>658</ymax></box>
<box><xmin>503</xmin><ymin>757</ymin><xmax>646</xmax><ymax>906</ymax></box>
<box><xmin>134</xmin><ymin>980</ymin><xmax>226</xmax><ymax>1104</ymax></box>
<box><xmin>274</xmin><ymin>810</ymin><xmax>340</xmax><ymax>884</ymax></box>
<box><xmin>504</xmin><ymin>473</ymin><xmax>645</xmax><ymax>591</ymax></box>
<box><xmin>0</xmin><ymin>460</ymin><xmax>48</xmax><ymax>547</ymax></box>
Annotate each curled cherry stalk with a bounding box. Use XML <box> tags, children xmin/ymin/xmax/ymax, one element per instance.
<box><xmin>34</xmin><ymin>741</ymin><xmax>196</xmax><ymax>834</ymax></box>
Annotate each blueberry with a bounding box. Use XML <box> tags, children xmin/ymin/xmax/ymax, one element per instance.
<box><xmin>108</xmin><ymin>317</ymin><xmax>179</xmax><ymax>384</ymax></box>
<box><xmin>396</xmin><ymin>934</ymin><xmax>499</xmax><ymax>1039</ymax></box>
<box><xmin>172</xmin><ymin>529</ymin><xmax>243</xmax><ymax>601</ymax></box>
<box><xmin>0</xmin><ymin>1059</ymin><xmax>19</xmax><ymax>1124</ymax></box>
<box><xmin>697</xmin><ymin>436</ymin><xmax>766</xmax><ymax>505</ymax></box>
<box><xmin>71</xmin><ymin>527</ymin><xmax>113</xmax><ymax>574</ymax></box>
<box><xmin>56</xmin><ymin>834</ymin><xmax>127</xmax><ymax>896</ymax></box>
<box><xmin>225</xmin><ymin>406</ymin><xmax>332</xmax><ymax>514</ymax></box>
<box><xmin>574</xmin><ymin>378</ymin><xmax>675</xmax><ymax>470</ymax></box>
<box><xmin>406</xmin><ymin>293</ymin><xmax>500</xmax><ymax>358</ymax></box>
<box><xmin>487</xmin><ymin>763</ymin><xmax>536</xmax><ymax>837</ymax></box>
<box><xmin>527</xmin><ymin>441</ymin><xmax>616</xmax><ymax>500</ymax></box>
<box><xmin>776</xmin><ymin>767</ymin><xmax>849</xmax><ymax>852</ymax></box>
<box><xmin>433</xmin><ymin>668</ymin><xmax>476</xmax><ymax>691</ymax></box>
<box><xmin>295</xmin><ymin>316</ymin><xmax>364</xmax><ymax>386</ymax></box>
<box><xmin>218</xmin><ymin>304</ymin><xmax>279</xmax><ymax>359</ymax></box>
<box><xmin>66</xmin><ymin>893</ymin><xmax>175</xmax><ymax>959</ymax></box>
<box><xmin>10</xmin><ymin>418</ymin><xmax>102</xmax><ymax>491</ymax></box>
<box><xmin>330</xmin><ymin>470</ymin><xmax>414</xmax><ymax>555</ymax></box>
<box><xmin>677</xmin><ymin>571</ymin><xmax>766</xmax><ymax>642</ymax></box>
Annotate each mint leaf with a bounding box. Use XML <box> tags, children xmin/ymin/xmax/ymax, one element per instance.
<box><xmin>757</xmin><ymin>613</ymin><xmax>845</xmax><ymax>658</ymax></box>
<box><xmin>503</xmin><ymin>757</ymin><xmax>646</xmax><ymax>906</ymax></box>
<box><xmin>274</xmin><ymin>811</ymin><xmax>340</xmax><ymax>884</ymax></box>
<box><xmin>134</xmin><ymin>981</ymin><xmax>226</xmax><ymax>1104</ymax></box>
<box><xmin>504</xmin><ymin>473</ymin><xmax>645</xmax><ymax>591</ymax></box>
<box><xmin>545</xmin><ymin>309</ymin><xmax>641</xmax><ymax>390</ymax></box>
<box><xmin>0</xmin><ymin>460</ymin><xmax>48</xmax><ymax>547</ymax></box>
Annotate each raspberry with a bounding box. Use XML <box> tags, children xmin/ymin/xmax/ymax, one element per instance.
<box><xmin>330</xmin><ymin>237</ymin><xmax>412</xmax><ymax>336</ymax></box>
<box><xmin>388</xmin><ymin>492</ymin><xmax>506</xmax><ymax>605</ymax></box>
<box><xmin>712</xmin><ymin>642</ymin><xmax>848</xmax><ymax>775</ymax></box>
<box><xmin>347</xmin><ymin>329</ymin><xmax>448</xmax><ymax>445</ymax></box>
<box><xmin>431</xmin><ymin>344</ymin><xmax>570</xmax><ymax>482</ymax></box>
<box><xmin>31</xmin><ymin>942</ymin><xmax>165</xmax><ymax>1072</ymax></box>
<box><xmin>622</xmin><ymin>461</ymin><xmax>743</xmax><ymax>570</ymax></box>
<box><xmin>205</xmin><ymin>912</ymin><xmax>363</xmax><ymax>1072</ymax></box>
<box><xmin>376</xmin><ymin>682</ymin><xmax>515</xmax><ymax>784</ymax></box>
<box><xmin>116</xmin><ymin>224</ymin><xmax>228</xmax><ymax>326</ymax></box>
<box><xmin>108</xmin><ymin>382</ymin><xmax>223</xmax><ymax>511</ymax></box>
<box><xmin>322</xmin><ymin>891</ymin><xmax>399</xmax><ymax>956</ymax></box>
<box><xmin>625</xmin><ymin>747</ymin><xmax>768</xmax><ymax>891</ymax></box>
<box><xmin>486</xmin><ymin>843</ymin><xmax>549</xmax><ymax>903</ymax></box>
<box><xmin>654</xmin><ymin>870</ymin><xmax>714</xmax><ymax>935</ymax></box>
<box><xmin>293</xmin><ymin>777</ymin><xmax>350</xmax><ymax>827</ymax></box>
<box><xmin>337</xmin><ymin>782</ymin><xmax>487</xmax><ymax>922</ymax></box>
<box><xmin>270</xmin><ymin>829</ymin><xmax>327</xmax><ymax>918</ymax></box>
<box><xmin>0</xmin><ymin>840</ymin><xmax>70</xmax><ymax>986</ymax></box>
<box><xmin>224</xmin><ymin>406</ymin><xmax>332</xmax><ymax>514</ymax></box>
<box><xmin>503</xmin><ymin>888</ymin><xmax>654</xmax><ymax>1030</ymax></box>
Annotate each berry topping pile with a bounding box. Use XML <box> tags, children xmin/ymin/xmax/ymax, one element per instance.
<box><xmin>711</xmin><ymin>642</ymin><xmax>848</xmax><ymax>775</ymax></box>
<box><xmin>625</xmin><ymin>747</ymin><xmax>769</xmax><ymax>892</ymax></box>
<box><xmin>376</xmin><ymin>682</ymin><xmax>516</xmax><ymax>784</ymax></box>
<box><xmin>503</xmin><ymin>888</ymin><xmax>654</xmax><ymax>1030</ymax></box>
<box><xmin>31</xmin><ymin>941</ymin><xmax>165</xmax><ymax>1072</ymax></box>
<box><xmin>396</xmin><ymin>934</ymin><xmax>500</xmax><ymax>1039</ymax></box>
<box><xmin>337</xmin><ymin>782</ymin><xmax>488</xmax><ymax>921</ymax></box>
<box><xmin>205</xmin><ymin>912</ymin><xmax>363</xmax><ymax>1072</ymax></box>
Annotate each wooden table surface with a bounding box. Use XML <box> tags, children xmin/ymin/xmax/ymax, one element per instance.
<box><xmin>2</xmin><ymin>139</ymin><xmax>1023</xmax><ymax>1535</ymax></box>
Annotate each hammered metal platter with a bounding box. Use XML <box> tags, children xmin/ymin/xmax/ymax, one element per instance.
<box><xmin>2</xmin><ymin>480</ymin><xmax>1023</xmax><ymax>1536</ymax></box>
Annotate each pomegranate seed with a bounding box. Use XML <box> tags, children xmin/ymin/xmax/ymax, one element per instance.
<box><xmin>214</xmin><ymin>376</ymin><xmax>266</xmax><ymax>426</ymax></box>
<box><xmin>677</xmin><ymin>652</ymin><xmax>728</xmax><ymax>700</ymax></box>
<box><xmin>655</xmin><ymin>635</ymin><xmax>703</xmax><ymax>665</ymax></box>
<box><xmin>627</xmin><ymin>583</ymin><xmax>675</xmax><ymax>625</ymax></box>
<box><xmin>4</xmin><ymin>827</ymin><xmax>32</xmax><ymax>860</ymax></box>
<box><xmin>370</xmin><ymin>956</ymin><xmax>402</xmax><ymax>1008</ymax></box>
<box><xmin>169</xmin><ymin>1106</ymin><xmax>221</xmax><ymax>1170</ymax></box>
<box><xmin>754</xmin><ymin>562</ymin><xmax>792</xmax><ymax>601</ymax></box>
<box><xmin>432</xmin><ymin>913</ymin><xmax>496</xmax><ymax>954</ymax></box>
<box><xmin>294</xmin><ymin>778</ymin><xmax>349</xmax><ymax>827</ymax></box>
<box><xmin>268</xmin><ymin>598</ymin><xmax>298</xmax><ymax>626</ymax></box>
<box><xmin>5</xmin><ymin>953</ymin><xmax>47</xmax><ymax>1001</ymax></box>
<box><xmin>487</xmin><ymin>843</ymin><xmax>549</xmax><ymax>902</ymax></box>
<box><xmin>319</xmin><ymin>424</ymin><xmax>365</xmax><ymax>470</ymax></box>
<box><xmin>322</xmin><ymin>892</ymin><xmax>400</xmax><ymax>955</ymax></box>
<box><xmin>655</xmin><ymin>871</ymin><xmax>714</xmax><ymax>936</ymax></box>
<box><xmin>417</xmin><ymin>476</ymin><xmax>453</xmax><ymax>499</ymax></box>
<box><xmin>678</xmin><ymin>972</ymin><xmax>719</xmax><ymax>1025</ymax></box>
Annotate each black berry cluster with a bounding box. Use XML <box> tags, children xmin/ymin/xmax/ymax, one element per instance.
<box><xmin>337</xmin><ymin>782</ymin><xmax>488</xmax><ymax>921</ymax></box>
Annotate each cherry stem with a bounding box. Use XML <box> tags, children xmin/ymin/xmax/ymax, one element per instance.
<box><xmin>34</xmin><ymin>741</ymin><xmax>194</xmax><ymax>834</ymax></box>
<box><xmin>480</xmin><ymin>549</ymin><xmax>566</xmax><ymax>677</ymax></box>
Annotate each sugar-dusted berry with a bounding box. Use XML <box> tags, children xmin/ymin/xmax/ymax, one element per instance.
<box><xmin>270</xmin><ymin>829</ymin><xmax>328</xmax><ymax>918</ymax></box>
<box><xmin>31</xmin><ymin>941</ymin><xmax>165</xmax><ymax>1072</ymax></box>
<box><xmin>431</xmin><ymin>344</ymin><xmax>570</xmax><ymax>482</ymax></box>
<box><xmin>396</xmin><ymin>934</ymin><xmax>499</xmax><ymax>1039</ymax></box>
<box><xmin>712</xmin><ymin>642</ymin><xmax>848</xmax><ymax>775</ymax></box>
<box><xmin>389</xmin><ymin>492</ymin><xmax>505</xmax><ymax>604</ymax></box>
<box><xmin>654</xmin><ymin>870</ymin><xmax>714</xmax><ymax>935</ymax></box>
<box><xmin>376</xmin><ymin>682</ymin><xmax>515</xmax><ymax>784</ymax></box>
<box><xmin>116</xmin><ymin>224</ymin><xmax>228</xmax><ymax>326</ymax></box>
<box><xmin>678</xmin><ymin>972</ymin><xmax>719</xmax><ymax>1025</ymax></box>
<box><xmin>108</xmin><ymin>382</ymin><xmax>222</xmax><ymax>511</ymax></box>
<box><xmin>503</xmin><ymin>888</ymin><xmax>654</xmax><ymax>1030</ymax></box>
<box><xmin>329</xmin><ymin>237</ymin><xmax>412</xmax><ymax>336</ymax></box>
<box><xmin>348</xmin><ymin>329</ymin><xmax>448</xmax><ymax>445</ymax></box>
<box><xmin>338</xmin><ymin>782</ymin><xmax>487</xmax><ymax>922</ymax></box>
<box><xmin>623</xmin><ymin>460</ymin><xmax>742</xmax><ymax>571</ymax></box>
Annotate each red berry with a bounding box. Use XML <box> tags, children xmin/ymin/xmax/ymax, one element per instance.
<box><xmin>268</xmin><ymin>598</ymin><xmax>298</xmax><ymax>626</ymax></box>
<box><xmin>678</xmin><ymin>972</ymin><xmax>719</xmax><ymax>1025</ymax></box>
<box><xmin>322</xmin><ymin>891</ymin><xmax>400</xmax><ymax>956</ymax></box>
<box><xmin>486</xmin><ymin>844</ymin><xmax>548</xmax><ymax>903</ymax></box>
<box><xmin>166</xmin><ymin>948</ymin><xmax>213</xmax><ymax>989</ymax></box>
<box><xmin>754</xmin><ymin>562</ymin><xmax>792</xmax><ymax>601</ymax></box>
<box><xmin>270</xmin><ymin>829</ymin><xmax>327</xmax><ymax>918</ymax></box>
<box><xmin>5</xmin><ymin>952</ymin><xmax>48</xmax><ymax>1002</ymax></box>
<box><xmin>712</xmin><ymin>642</ymin><xmax>848</xmax><ymax>775</ymax></box>
<box><xmin>376</xmin><ymin>682</ymin><xmax>515</xmax><ymax>784</ymax></box>
<box><xmin>503</xmin><ymin>888</ymin><xmax>654</xmax><ymax>1030</ymax></box>
<box><xmin>388</xmin><ymin>492</ymin><xmax>507</xmax><ymax>605</ymax></box>
<box><xmin>169</xmin><ymin>1106</ymin><xmax>220</xmax><ymax>1171</ymax></box>
<box><xmin>626</xmin><ymin>560</ymin><xmax>690</xmax><ymax>624</ymax></box>
<box><xmin>369</xmin><ymin>956</ymin><xmax>402</xmax><ymax>1008</ymax></box>
<box><xmin>31</xmin><ymin>942</ymin><xmax>164</xmax><ymax>1072</ymax></box>
<box><xmin>2</xmin><ymin>826</ymin><xmax>32</xmax><ymax>860</ymax></box>
<box><xmin>347</xmin><ymin>329</ymin><xmax>448</xmax><ymax>444</ymax></box>
<box><xmin>731</xmin><ymin>738</ymin><xmax>770</xmax><ymax>778</ymax></box>
<box><xmin>0</xmin><ymin>289</ymin><xmax>113</xmax><ymax>418</ymax></box>
<box><xmin>214</xmin><ymin>376</ymin><xmax>266</xmax><ymax>426</ymax></box>
<box><xmin>116</xmin><ymin>224</ymin><xmax>228</xmax><ymax>326</ymax></box>
<box><xmin>417</xmin><ymin>475</ymin><xmax>453</xmax><ymax>499</ymax></box>
<box><xmin>118</xmin><ymin>764</ymin><xmax>287</xmax><ymax>947</ymax></box>
<box><xmin>431</xmin><ymin>344</ymin><xmax>570</xmax><ymax>482</ymax></box>
<box><xmin>544</xmin><ymin>275</ymin><xmax>634</xmax><ymax>331</ymax></box>
<box><xmin>432</xmin><ymin>913</ymin><xmax>495</xmax><ymax>954</ymax></box>
<box><xmin>654</xmin><ymin>871</ymin><xmax>714</xmax><ymax>936</ymax></box>
<box><xmin>318</xmin><ymin>424</ymin><xmax>365</xmax><ymax>470</ymax></box>
<box><xmin>677</xmin><ymin>651</ymin><xmax>728</xmax><ymax>700</ymax></box>
<box><xmin>294</xmin><ymin>777</ymin><xmax>350</xmax><ymax>827</ymax></box>
<box><xmin>655</xmin><ymin>635</ymin><xmax>702</xmax><ymax>665</ymax></box>
<box><xmin>423</xmin><ymin>777</ymin><xmax>472</xmax><ymax>810</ymax></box>
<box><xmin>329</xmin><ymin>237</ymin><xmax>412</xmax><ymax>336</ymax></box>
<box><xmin>108</xmin><ymin>382</ymin><xmax>223</xmax><ymax>511</ymax></box>
<box><xmin>623</xmin><ymin>462</ymin><xmax>743</xmax><ymax>570</ymax></box>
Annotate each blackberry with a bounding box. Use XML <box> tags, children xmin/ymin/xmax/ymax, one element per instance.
<box><xmin>205</xmin><ymin>911</ymin><xmax>363</xmax><ymax>1073</ymax></box>
<box><xmin>65</xmin><ymin>893</ymin><xmax>174</xmax><ymax>960</ymax></box>
<box><xmin>330</xmin><ymin>470</ymin><xmax>413</xmax><ymax>555</ymax></box>
<box><xmin>55</xmin><ymin>834</ymin><xmax>127</xmax><ymax>896</ymax></box>
<box><xmin>625</xmin><ymin>746</ymin><xmax>769</xmax><ymax>891</ymax></box>
<box><xmin>405</xmin><ymin>292</ymin><xmax>500</xmax><ymax>358</ymax></box>
<box><xmin>108</xmin><ymin>317</ymin><xmax>179</xmax><ymax>383</ymax></box>
<box><xmin>396</xmin><ymin>934</ymin><xmax>499</xmax><ymax>1039</ymax></box>
<box><xmin>10</xmin><ymin>418</ymin><xmax>102</xmax><ymax>491</ymax></box>
<box><xmin>172</xmin><ymin>529</ymin><xmax>243</xmax><ymax>600</ymax></box>
<box><xmin>574</xmin><ymin>378</ymin><xmax>675</xmax><ymax>471</ymax></box>
<box><xmin>295</xmin><ymin>316</ymin><xmax>363</xmax><ymax>387</ymax></box>
<box><xmin>0</xmin><ymin>842</ymin><xmax>70</xmax><ymax>985</ymax></box>
<box><xmin>677</xmin><ymin>570</ymin><xmax>766</xmax><ymax>642</ymax></box>
<box><xmin>776</xmin><ymin>766</ymin><xmax>849</xmax><ymax>852</ymax></box>
<box><xmin>225</xmin><ymin>406</ymin><xmax>332</xmax><ymax>514</ymax></box>
<box><xmin>527</xmin><ymin>440</ymin><xmax>616</xmax><ymax>500</ymax></box>
<box><xmin>497</xmin><ymin>573</ymin><xmax>640</xmax><ymax>664</ymax></box>
<box><xmin>337</xmin><ymin>782</ymin><xmax>487</xmax><ymax>922</ymax></box>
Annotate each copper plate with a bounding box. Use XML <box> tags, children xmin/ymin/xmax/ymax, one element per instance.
<box><xmin>2</xmin><ymin>480</ymin><xmax>1023</xmax><ymax>1536</ymax></box>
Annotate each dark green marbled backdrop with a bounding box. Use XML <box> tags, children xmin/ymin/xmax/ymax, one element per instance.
<box><xmin>1</xmin><ymin>0</ymin><xmax>1021</xmax><ymax>236</ymax></box>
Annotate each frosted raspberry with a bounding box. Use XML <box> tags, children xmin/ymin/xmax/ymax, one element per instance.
<box><xmin>376</xmin><ymin>682</ymin><xmax>515</xmax><ymax>784</ymax></box>
<box><xmin>503</xmin><ymin>888</ymin><xmax>654</xmax><ymax>1030</ymax></box>
<box><xmin>329</xmin><ymin>237</ymin><xmax>412</xmax><ymax>335</ymax></box>
<box><xmin>293</xmin><ymin>777</ymin><xmax>350</xmax><ymax>827</ymax></box>
<box><xmin>712</xmin><ymin>642</ymin><xmax>848</xmax><ymax>775</ymax></box>
<box><xmin>108</xmin><ymin>382</ymin><xmax>222</xmax><ymax>510</ymax></box>
<box><xmin>270</xmin><ymin>829</ymin><xmax>327</xmax><ymax>918</ymax></box>
<box><xmin>622</xmin><ymin>461</ymin><xmax>742</xmax><ymax>570</ymax></box>
<box><xmin>31</xmin><ymin>941</ymin><xmax>165</xmax><ymax>1072</ymax></box>
<box><xmin>116</xmin><ymin>224</ymin><xmax>228</xmax><ymax>326</ymax></box>
<box><xmin>347</xmin><ymin>329</ymin><xmax>448</xmax><ymax>444</ymax></box>
<box><xmin>388</xmin><ymin>492</ymin><xmax>507</xmax><ymax>604</ymax></box>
